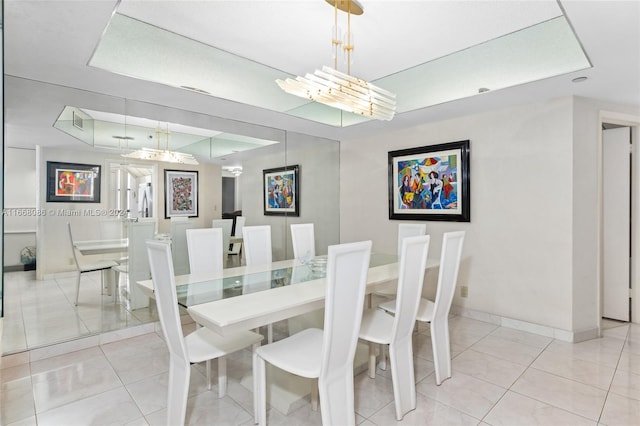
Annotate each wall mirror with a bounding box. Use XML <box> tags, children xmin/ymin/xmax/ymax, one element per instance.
<box><xmin>2</xmin><ymin>83</ymin><xmax>340</xmax><ymax>355</ymax></box>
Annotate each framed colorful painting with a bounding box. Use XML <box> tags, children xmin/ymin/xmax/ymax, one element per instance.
<box><xmin>46</xmin><ymin>161</ymin><xmax>101</xmax><ymax>203</ymax></box>
<box><xmin>263</xmin><ymin>165</ymin><xmax>299</xmax><ymax>216</ymax></box>
<box><xmin>164</xmin><ymin>170</ymin><xmax>198</xmax><ymax>218</ymax></box>
<box><xmin>388</xmin><ymin>140</ymin><xmax>470</xmax><ymax>222</ymax></box>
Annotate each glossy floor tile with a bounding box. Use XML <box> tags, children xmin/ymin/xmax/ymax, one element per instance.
<box><xmin>3</xmin><ymin>283</ymin><xmax>640</xmax><ymax>425</ymax></box>
<box><xmin>2</xmin><ymin>270</ymin><xmax>158</xmax><ymax>355</ymax></box>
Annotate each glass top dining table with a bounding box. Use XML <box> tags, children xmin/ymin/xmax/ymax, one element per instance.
<box><xmin>174</xmin><ymin>253</ymin><xmax>398</xmax><ymax>308</ymax></box>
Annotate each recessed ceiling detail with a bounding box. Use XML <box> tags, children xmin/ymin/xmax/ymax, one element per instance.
<box><xmin>88</xmin><ymin>5</ymin><xmax>590</xmax><ymax>128</ymax></box>
<box><xmin>53</xmin><ymin>106</ymin><xmax>279</xmax><ymax>162</ymax></box>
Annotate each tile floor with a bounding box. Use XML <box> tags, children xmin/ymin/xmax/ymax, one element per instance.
<box><xmin>2</xmin><ymin>305</ymin><xmax>640</xmax><ymax>425</ymax></box>
<box><xmin>2</xmin><ymin>270</ymin><xmax>157</xmax><ymax>354</ymax></box>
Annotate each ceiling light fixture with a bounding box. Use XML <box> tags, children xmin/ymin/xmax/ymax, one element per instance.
<box><xmin>276</xmin><ymin>0</ymin><xmax>396</xmax><ymax>121</ymax></box>
<box><xmin>224</xmin><ymin>166</ymin><xmax>243</xmax><ymax>177</ymax></box>
<box><xmin>122</xmin><ymin>123</ymin><xmax>199</xmax><ymax>165</ymax></box>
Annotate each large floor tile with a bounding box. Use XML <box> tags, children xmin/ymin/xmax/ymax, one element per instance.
<box><xmin>609</xmin><ymin>368</ymin><xmax>640</xmax><ymax>401</ymax></box>
<box><xmin>484</xmin><ymin>390</ymin><xmax>596</xmax><ymax>426</ymax></box>
<box><xmin>183</xmin><ymin>391</ymin><xmax>253</xmax><ymax>426</ymax></box>
<box><xmin>353</xmin><ymin>369</ymin><xmax>395</xmax><ymax>418</ymax></box>
<box><xmin>36</xmin><ymin>387</ymin><xmax>143</xmax><ymax>426</ymax></box>
<box><xmin>368</xmin><ymin>391</ymin><xmax>479</xmax><ymax>425</ymax></box>
<box><xmin>545</xmin><ymin>337</ymin><xmax>625</xmax><ymax>368</ymax></box>
<box><xmin>531</xmin><ymin>349</ymin><xmax>616</xmax><ymax>390</ymax></box>
<box><xmin>416</xmin><ymin>370</ymin><xmax>506</xmax><ymax>419</ymax></box>
<box><xmin>470</xmin><ymin>335</ymin><xmax>545</xmax><ymax>366</ymax></box>
<box><xmin>599</xmin><ymin>392</ymin><xmax>640</xmax><ymax>426</ymax></box>
<box><xmin>452</xmin><ymin>348</ymin><xmax>527</xmax><ymax>388</ymax></box>
<box><xmin>511</xmin><ymin>368</ymin><xmax>607</xmax><ymax>421</ymax></box>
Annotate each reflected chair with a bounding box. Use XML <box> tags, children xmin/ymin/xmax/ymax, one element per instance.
<box><xmin>290</xmin><ymin>223</ymin><xmax>315</xmax><ymax>260</ymax></box>
<box><xmin>212</xmin><ymin>218</ymin><xmax>234</xmax><ymax>264</ymax></box>
<box><xmin>146</xmin><ymin>240</ymin><xmax>263</xmax><ymax>426</ymax></box>
<box><xmin>228</xmin><ymin>216</ymin><xmax>245</xmax><ymax>265</ymax></box>
<box><xmin>67</xmin><ymin>222</ymin><xmax>118</xmax><ymax>306</ymax></box>
<box><xmin>186</xmin><ymin>228</ymin><xmax>224</xmax><ymax>276</ymax></box>
<box><xmin>253</xmin><ymin>240</ymin><xmax>372</xmax><ymax>426</ymax></box>
<box><xmin>379</xmin><ymin>231</ymin><xmax>465</xmax><ymax>385</ymax></box>
<box><xmin>242</xmin><ymin>225</ymin><xmax>272</xmax><ymax>267</ymax></box>
<box><xmin>358</xmin><ymin>235</ymin><xmax>430</xmax><ymax>420</ymax></box>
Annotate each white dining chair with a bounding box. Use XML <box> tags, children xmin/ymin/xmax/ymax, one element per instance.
<box><xmin>242</xmin><ymin>225</ymin><xmax>272</xmax><ymax>267</ymax></box>
<box><xmin>228</xmin><ymin>215</ymin><xmax>245</xmax><ymax>265</ymax></box>
<box><xmin>186</xmin><ymin>228</ymin><xmax>224</xmax><ymax>276</ymax></box>
<box><xmin>253</xmin><ymin>240</ymin><xmax>372</xmax><ymax>426</ymax></box>
<box><xmin>358</xmin><ymin>235</ymin><xmax>430</xmax><ymax>420</ymax></box>
<box><xmin>146</xmin><ymin>240</ymin><xmax>263</xmax><ymax>426</ymax></box>
<box><xmin>379</xmin><ymin>231</ymin><xmax>465</xmax><ymax>385</ymax></box>
<box><xmin>212</xmin><ymin>218</ymin><xmax>233</xmax><ymax>263</ymax></box>
<box><xmin>242</xmin><ymin>225</ymin><xmax>274</xmax><ymax>341</ymax></box>
<box><xmin>67</xmin><ymin>222</ymin><xmax>118</xmax><ymax>306</ymax></box>
<box><xmin>290</xmin><ymin>223</ymin><xmax>315</xmax><ymax>260</ymax></box>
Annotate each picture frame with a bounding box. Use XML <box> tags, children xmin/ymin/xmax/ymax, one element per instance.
<box><xmin>263</xmin><ymin>165</ymin><xmax>299</xmax><ymax>216</ymax></box>
<box><xmin>389</xmin><ymin>140</ymin><xmax>470</xmax><ymax>222</ymax></box>
<box><xmin>46</xmin><ymin>161</ymin><xmax>101</xmax><ymax>203</ymax></box>
<box><xmin>165</xmin><ymin>169</ymin><xmax>198</xmax><ymax>218</ymax></box>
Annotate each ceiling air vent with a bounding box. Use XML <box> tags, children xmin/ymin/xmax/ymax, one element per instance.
<box><xmin>72</xmin><ymin>111</ymin><xmax>83</xmax><ymax>130</ymax></box>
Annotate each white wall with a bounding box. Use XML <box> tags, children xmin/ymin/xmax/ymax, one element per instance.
<box><xmin>3</xmin><ymin>148</ymin><xmax>37</xmax><ymax>267</ymax></box>
<box><xmin>341</xmin><ymin>97</ymin><xmax>579</xmax><ymax>335</ymax></box>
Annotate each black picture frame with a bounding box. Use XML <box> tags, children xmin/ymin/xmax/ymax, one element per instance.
<box><xmin>164</xmin><ymin>169</ymin><xmax>199</xmax><ymax>218</ymax></box>
<box><xmin>46</xmin><ymin>161</ymin><xmax>102</xmax><ymax>203</ymax></box>
<box><xmin>263</xmin><ymin>165</ymin><xmax>300</xmax><ymax>216</ymax></box>
<box><xmin>388</xmin><ymin>140</ymin><xmax>470</xmax><ymax>222</ymax></box>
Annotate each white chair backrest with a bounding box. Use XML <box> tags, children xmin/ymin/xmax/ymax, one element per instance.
<box><xmin>146</xmin><ymin>240</ymin><xmax>189</xmax><ymax>365</ymax></box>
<box><xmin>212</xmin><ymin>219</ymin><xmax>233</xmax><ymax>252</ymax></box>
<box><xmin>67</xmin><ymin>222</ymin><xmax>81</xmax><ymax>269</ymax></box>
<box><xmin>391</xmin><ymin>235</ymin><xmax>431</xmax><ymax>346</ymax></box>
<box><xmin>432</xmin><ymin>231</ymin><xmax>465</xmax><ymax>323</ymax></box>
<box><xmin>290</xmin><ymin>223</ymin><xmax>315</xmax><ymax>260</ymax></box>
<box><xmin>242</xmin><ymin>225</ymin><xmax>272</xmax><ymax>266</ymax></box>
<box><xmin>320</xmin><ymin>240</ymin><xmax>371</xmax><ymax>387</ymax></box>
<box><xmin>397</xmin><ymin>223</ymin><xmax>427</xmax><ymax>259</ymax></box>
<box><xmin>234</xmin><ymin>216</ymin><xmax>246</xmax><ymax>237</ymax></box>
<box><xmin>186</xmin><ymin>228</ymin><xmax>224</xmax><ymax>276</ymax></box>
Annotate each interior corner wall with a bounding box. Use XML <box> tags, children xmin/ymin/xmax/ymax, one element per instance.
<box><xmin>341</xmin><ymin>97</ymin><xmax>577</xmax><ymax>332</ymax></box>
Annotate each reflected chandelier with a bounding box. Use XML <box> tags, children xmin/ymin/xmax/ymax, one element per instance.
<box><xmin>276</xmin><ymin>0</ymin><xmax>396</xmax><ymax>121</ymax></box>
<box><xmin>122</xmin><ymin>124</ymin><xmax>198</xmax><ymax>165</ymax></box>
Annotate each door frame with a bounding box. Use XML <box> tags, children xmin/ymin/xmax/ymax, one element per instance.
<box><xmin>598</xmin><ymin>111</ymin><xmax>640</xmax><ymax>330</ymax></box>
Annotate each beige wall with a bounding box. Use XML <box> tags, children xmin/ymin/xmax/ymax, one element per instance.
<box><xmin>340</xmin><ymin>95</ymin><xmax>640</xmax><ymax>340</ymax></box>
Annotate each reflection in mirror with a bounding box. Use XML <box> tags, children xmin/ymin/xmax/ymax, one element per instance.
<box><xmin>3</xmin><ymin>91</ymin><xmax>340</xmax><ymax>356</ymax></box>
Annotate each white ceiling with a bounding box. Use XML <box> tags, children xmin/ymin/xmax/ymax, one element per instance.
<box><xmin>4</xmin><ymin>0</ymin><xmax>640</xmax><ymax>154</ymax></box>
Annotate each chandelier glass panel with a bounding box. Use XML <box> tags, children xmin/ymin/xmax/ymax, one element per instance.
<box><xmin>276</xmin><ymin>0</ymin><xmax>396</xmax><ymax>121</ymax></box>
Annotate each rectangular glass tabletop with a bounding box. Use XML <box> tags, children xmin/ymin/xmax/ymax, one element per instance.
<box><xmin>176</xmin><ymin>253</ymin><xmax>397</xmax><ymax>307</ymax></box>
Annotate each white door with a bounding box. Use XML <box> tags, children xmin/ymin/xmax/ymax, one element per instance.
<box><xmin>603</xmin><ymin>127</ymin><xmax>631</xmax><ymax>321</ymax></box>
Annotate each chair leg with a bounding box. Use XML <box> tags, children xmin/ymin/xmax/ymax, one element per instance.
<box><xmin>431</xmin><ymin>320</ymin><xmax>452</xmax><ymax>385</ymax></box>
<box><xmin>267</xmin><ymin>324</ymin><xmax>273</xmax><ymax>344</ymax></box>
<box><xmin>253</xmin><ymin>352</ymin><xmax>267</xmax><ymax>425</ymax></box>
<box><xmin>74</xmin><ymin>271</ymin><xmax>82</xmax><ymax>306</ymax></box>
<box><xmin>167</xmin><ymin>359</ymin><xmax>190</xmax><ymax>426</ymax></box>
<box><xmin>218</xmin><ymin>356</ymin><xmax>227</xmax><ymax>398</ymax></box>
<box><xmin>389</xmin><ymin>340</ymin><xmax>417</xmax><ymax>421</ymax></box>
<box><xmin>378</xmin><ymin>344</ymin><xmax>388</xmax><ymax>371</ymax></box>
<box><xmin>206</xmin><ymin>359</ymin><xmax>212</xmax><ymax>390</ymax></box>
<box><xmin>318</xmin><ymin>373</ymin><xmax>356</xmax><ymax>426</ymax></box>
<box><xmin>311</xmin><ymin>378</ymin><xmax>319</xmax><ymax>411</ymax></box>
<box><xmin>368</xmin><ymin>342</ymin><xmax>377</xmax><ymax>378</ymax></box>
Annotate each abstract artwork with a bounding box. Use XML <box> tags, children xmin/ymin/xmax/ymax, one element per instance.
<box><xmin>165</xmin><ymin>170</ymin><xmax>198</xmax><ymax>218</ymax></box>
<box><xmin>388</xmin><ymin>140</ymin><xmax>470</xmax><ymax>222</ymax></box>
<box><xmin>263</xmin><ymin>165</ymin><xmax>299</xmax><ymax>216</ymax></box>
<box><xmin>46</xmin><ymin>161</ymin><xmax>101</xmax><ymax>203</ymax></box>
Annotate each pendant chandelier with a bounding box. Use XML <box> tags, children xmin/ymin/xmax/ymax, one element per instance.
<box><xmin>276</xmin><ymin>0</ymin><xmax>396</xmax><ymax>121</ymax></box>
<box><xmin>122</xmin><ymin>123</ymin><xmax>198</xmax><ymax>165</ymax></box>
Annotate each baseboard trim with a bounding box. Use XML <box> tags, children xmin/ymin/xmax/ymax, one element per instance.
<box><xmin>451</xmin><ymin>305</ymin><xmax>599</xmax><ymax>343</ymax></box>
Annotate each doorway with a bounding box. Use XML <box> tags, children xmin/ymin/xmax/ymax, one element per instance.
<box><xmin>602</xmin><ymin>125</ymin><xmax>632</xmax><ymax>322</ymax></box>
